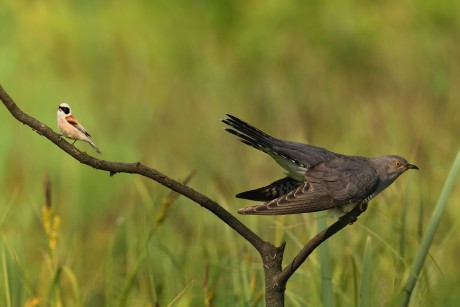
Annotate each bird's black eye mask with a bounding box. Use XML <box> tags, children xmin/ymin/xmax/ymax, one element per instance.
<box><xmin>59</xmin><ymin>106</ymin><xmax>70</xmax><ymax>114</ymax></box>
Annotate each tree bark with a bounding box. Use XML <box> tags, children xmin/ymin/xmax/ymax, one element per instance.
<box><xmin>263</xmin><ymin>242</ymin><xmax>286</xmax><ymax>307</ymax></box>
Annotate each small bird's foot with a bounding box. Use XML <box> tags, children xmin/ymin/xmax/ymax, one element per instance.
<box><xmin>72</xmin><ymin>140</ymin><xmax>77</xmax><ymax>145</ymax></box>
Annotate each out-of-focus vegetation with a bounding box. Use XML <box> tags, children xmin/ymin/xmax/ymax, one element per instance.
<box><xmin>0</xmin><ymin>0</ymin><xmax>459</xmax><ymax>306</ymax></box>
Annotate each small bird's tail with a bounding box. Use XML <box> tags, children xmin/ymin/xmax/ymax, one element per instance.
<box><xmin>87</xmin><ymin>139</ymin><xmax>102</xmax><ymax>154</ymax></box>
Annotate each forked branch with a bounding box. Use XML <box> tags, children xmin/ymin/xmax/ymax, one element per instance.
<box><xmin>275</xmin><ymin>204</ymin><xmax>366</xmax><ymax>285</ymax></box>
<box><xmin>0</xmin><ymin>84</ymin><xmax>363</xmax><ymax>306</ymax></box>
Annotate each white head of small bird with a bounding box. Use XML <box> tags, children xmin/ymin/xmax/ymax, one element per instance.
<box><xmin>57</xmin><ymin>103</ymin><xmax>72</xmax><ymax>118</ymax></box>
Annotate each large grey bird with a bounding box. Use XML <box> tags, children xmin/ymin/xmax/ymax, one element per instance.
<box><xmin>223</xmin><ymin>114</ymin><xmax>419</xmax><ymax>216</ymax></box>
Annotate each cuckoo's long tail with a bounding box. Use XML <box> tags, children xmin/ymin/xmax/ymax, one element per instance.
<box><xmin>222</xmin><ymin>114</ymin><xmax>278</xmax><ymax>155</ymax></box>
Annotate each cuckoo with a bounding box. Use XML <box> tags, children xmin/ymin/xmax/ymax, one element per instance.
<box><xmin>223</xmin><ymin>114</ymin><xmax>418</xmax><ymax>216</ymax></box>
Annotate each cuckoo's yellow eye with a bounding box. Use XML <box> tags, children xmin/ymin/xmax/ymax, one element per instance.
<box><xmin>395</xmin><ymin>161</ymin><xmax>402</xmax><ymax>167</ymax></box>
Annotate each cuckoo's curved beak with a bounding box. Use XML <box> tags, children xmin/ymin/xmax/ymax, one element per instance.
<box><xmin>407</xmin><ymin>163</ymin><xmax>419</xmax><ymax>170</ymax></box>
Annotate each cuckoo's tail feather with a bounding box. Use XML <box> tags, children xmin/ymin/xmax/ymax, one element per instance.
<box><xmin>222</xmin><ymin>114</ymin><xmax>278</xmax><ymax>154</ymax></box>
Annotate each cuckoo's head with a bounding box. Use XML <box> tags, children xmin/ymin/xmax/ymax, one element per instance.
<box><xmin>372</xmin><ymin>155</ymin><xmax>419</xmax><ymax>185</ymax></box>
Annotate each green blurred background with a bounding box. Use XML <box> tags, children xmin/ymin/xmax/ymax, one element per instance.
<box><xmin>1</xmin><ymin>0</ymin><xmax>459</xmax><ymax>306</ymax></box>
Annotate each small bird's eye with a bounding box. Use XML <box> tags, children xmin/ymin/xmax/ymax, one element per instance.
<box><xmin>395</xmin><ymin>161</ymin><xmax>402</xmax><ymax>167</ymax></box>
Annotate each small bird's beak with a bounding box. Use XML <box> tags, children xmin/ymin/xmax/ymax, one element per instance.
<box><xmin>407</xmin><ymin>163</ymin><xmax>419</xmax><ymax>170</ymax></box>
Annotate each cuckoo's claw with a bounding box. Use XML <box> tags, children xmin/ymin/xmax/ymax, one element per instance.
<box><xmin>348</xmin><ymin>216</ymin><xmax>358</xmax><ymax>225</ymax></box>
<box><xmin>359</xmin><ymin>202</ymin><xmax>368</xmax><ymax>212</ymax></box>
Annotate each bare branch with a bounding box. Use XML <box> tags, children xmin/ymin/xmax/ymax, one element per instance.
<box><xmin>275</xmin><ymin>203</ymin><xmax>367</xmax><ymax>285</ymax></box>
<box><xmin>0</xmin><ymin>84</ymin><xmax>267</xmax><ymax>254</ymax></box>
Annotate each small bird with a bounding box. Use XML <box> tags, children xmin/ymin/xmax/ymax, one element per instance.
<box><xmin>223</xmin><ymin>114</ymin><xmax>418</xmax><ymax>216</ymax></box>
<box><xmin>57</xmin><ymin>103</ymin><xmax>102</xmax><ymax>154</ymax></box>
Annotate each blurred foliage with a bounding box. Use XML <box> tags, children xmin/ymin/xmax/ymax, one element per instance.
<box><xmin>0</xmin><ymin>0</ymin><xmax>459</xmax><ymax>306</ymax></box>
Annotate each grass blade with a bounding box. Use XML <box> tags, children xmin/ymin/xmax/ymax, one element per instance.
<box><xmin>118</xmin><ymin>252</ymin><xmax>146</xmax><ymax>307</ymax></box>
<box><xmin>62</xmin><ymin>266</ymin><xmax>81</xmax><ymax>307</ymax></box>
<box><xmin>317</xmin><ymin>212</ymin><xmax>334</xmax><ymax>307</ymax></box>
<box><xmin>167</xmin><ymin>279</ymin><xmax>196</xmax><ymax>307</ymax></box>
<box><xmin>358</xmin><ymin>236</ymin><xmax>372</xmax><ymax>307</ymax></box>
<box><xmin>49</xmin><ymin>266</ymin><xmax>63</xmax><ymax>306</ymax></box>
<box><xmin>1</xmin><ymin>245</ymin><xmax>11</xmax><ymax>307</ymax></box>
<box><xmin>401</xmin><ymin>148</ymin><xmax>460</xmax><ymax>306</ymax></box>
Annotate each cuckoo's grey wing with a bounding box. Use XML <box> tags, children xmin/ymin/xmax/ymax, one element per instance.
<box><xmin>237</xmin><ymin>157</ymin><xmax>380</xmax><ymax>215</ymax></box>
<box><xmin>236</xmin><ymin>177</ymin><xmax>302</xmax><ymax>201</ymax></box>
<box><xmin>223</xmin><ymin>114</ymin><xmax>339</xmax><ymax>168</ymax></box>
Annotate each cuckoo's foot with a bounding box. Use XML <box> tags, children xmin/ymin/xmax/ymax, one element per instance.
<box><xmin>340</xmin><ymin>202</ymin><xmax>368</xmax><ymax>225</ymax></box>
<box><xmin>359</xmin><ymin>202</ymin><xmax>368</xmax><ymax>212</ymax></box>
<box><xmin>349</xmin><ymin>202</ymin><xmax>368</xmax><ymax>225</ymax></box>
<box><xmin>338</xmin><ymin>212</ymin><xmax>358</xmax><ymax>224</ymax></box>
<box><xmin>348</xmin><ymin>216</ymin><xmax>358</xmax><ymax>225</ymax></box>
